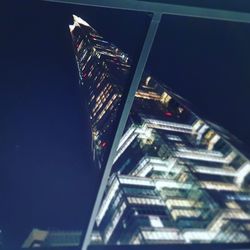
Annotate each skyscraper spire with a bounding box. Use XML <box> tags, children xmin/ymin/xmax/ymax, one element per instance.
<box><xmin>69</xmin><ymin>15</ymin><xmax>91</xmax><ymax>33</ymax></box>
<box><xmin>69</xmin><ymin>15</ymin><xmax>131</xmax><ymax>168</ymax></box>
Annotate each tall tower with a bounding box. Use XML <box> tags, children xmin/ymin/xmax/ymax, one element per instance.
<box><xmin>70</xmin><ymin>15</ymin><xmax>250</xmax><ymax>246</ymax></box>
<box><xmin>69</xmin><ymin>15</ymin><xmax>131</xmax><ymax>169</ymax></box>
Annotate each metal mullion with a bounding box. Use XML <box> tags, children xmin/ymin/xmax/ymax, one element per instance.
<box><xmin>45</xmin><ymin>0</ymin><xmax>250</xmax><ymax>24</ymax></box>
<box><xmin>81</xmin><ymin>12</ymin><xmax>161</xmax><ymax>250</ymax></box>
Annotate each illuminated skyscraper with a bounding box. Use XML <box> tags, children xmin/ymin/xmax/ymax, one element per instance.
<box><xmin>69</xmin><ymin>15</ymin><xmax>131</xmax><ymax>169</ymax></box>
<box><xmin>70</xmin><ymin>15</ymin><xmax>250</xmax><ymax>246</ymax></box>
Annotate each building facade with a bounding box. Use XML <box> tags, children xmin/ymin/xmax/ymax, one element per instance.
<box><xmin>69</xmin><ymin>15</ymin><xmax>131</xmax><ymax>169</ymax></box>
<box><xmin>22</xmin><ymin>228</ymin><xmax>102</xmax><ymax>248</ymax></box>
<box><xmin>70</xmin><ymin>15</ymin><xmax>250</xmax><ymax>246</ymax></box>
<box><xmin>22</xmin><ymin>229</ymin><xmax>82</xmax><ymax>248</ymax></box>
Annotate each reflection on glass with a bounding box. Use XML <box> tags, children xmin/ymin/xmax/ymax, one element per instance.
<box><xmin>67</xmin><ymin>16</ymin><xmax>250</xmax><ymax>246</ymax></box>
<box><xmin>92</xmin><ymin>73</ymin><xmax>250</xmax><ymax>245</ymax></box>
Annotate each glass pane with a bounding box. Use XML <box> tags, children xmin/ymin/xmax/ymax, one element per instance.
<box><xmin>90</xmin><ymin>12</ymin><xmax>250</xmax><ymax>248</ymax></box>
<box><xmin>136</xmin><ymin>0</ymin><xmax>250</xmax><ymax>12</ymax></box>
<box><xmin>0</xmin><ymin>0</ymin><xmax>150</xmax><ymax>248</ymax></box>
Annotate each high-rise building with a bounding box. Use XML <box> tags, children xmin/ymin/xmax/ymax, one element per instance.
<box><xmin>69</xmin><ymin>15</ymin><xmax>131</xmax><ymax>169</ymax></box>
<box><xmin>70</xmin><ymin>15</ymin><xmax>250</xmax><ymax>246</ymax></box>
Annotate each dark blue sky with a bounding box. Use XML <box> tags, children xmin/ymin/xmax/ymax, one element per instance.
<box><xmin>1</xmin><ymin>0</ymin><xmax>250</xmax><ymax>249</ymax></box>
<box><xmin>0</xmin><ymin>0</ymin><xmax>149</xmax><ymax>247</ymax></box>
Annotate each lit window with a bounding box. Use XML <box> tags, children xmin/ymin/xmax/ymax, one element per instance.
<box><xmin>226</xmin><ymin>201</ymin><xmax>241</xmax><ymax>209</ymax></box>
<box><xmin>166</xmin><ymin>198</ymin><xmax>203</xmax><ymax>210</ymax></box>
<box><xmin>141</xmin><ymin>229</ymin><xmax>181</xmax><ymax>241</ymax></box>
<box><xmin>171</xmin><ymin>209</ymin><xmax>201</xmax><ymax>220</ymax></box>
<box><xmin>160</xmin><ymin>92</ymin><xmax>172</xmax><ymax>104</ymax></box>
<box><xmin>127</xmin><ymin>196</ymin><xmax>164</xmax><ymax>206</ymax></box>
<box><xmin>200</xmin><ymin>181</ymin><xmax>240</xmax><ymax>191</ymax></box>
<box><xmin>183</xmin><ymin>231</ymin><xmax>216</xmax><ymax>242</ymax></box>
<box><xmin>149</xmin><ymin>216</ymin><xmax>164</xmax><ymax>228</ymax></box>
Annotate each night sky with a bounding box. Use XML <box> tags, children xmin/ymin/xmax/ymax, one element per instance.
<box><xmin>0</xmin><ymin>0</ymin><xmax>149</xmax><ymax>247</ymax></box>
<box><xmin>1</xmin><ymin>0</ymin><xmax>250</xmax><ymax>249</ymax></box>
